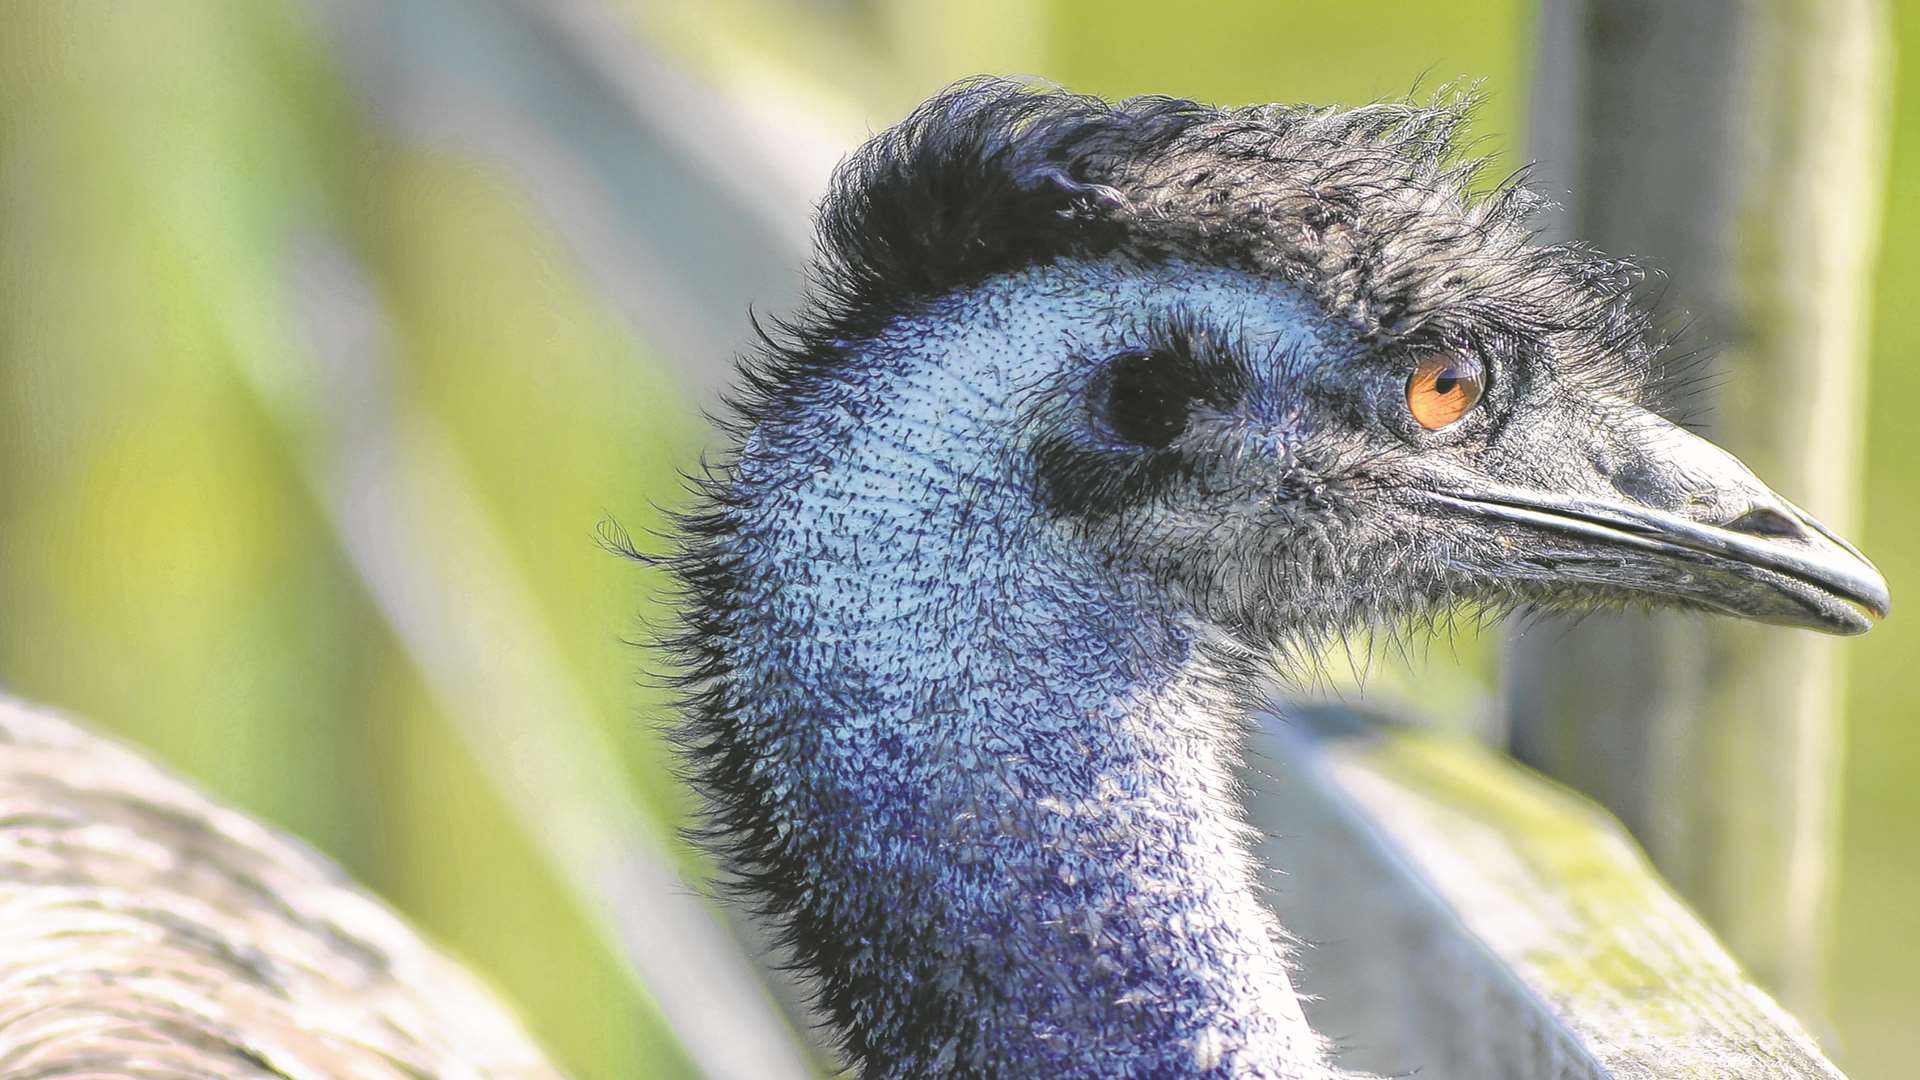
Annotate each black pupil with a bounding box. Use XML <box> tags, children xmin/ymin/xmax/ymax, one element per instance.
<box><xmin>1433</xmin><ymin>371</ymin><xmax>1461</xmax><ymax>395</ymax></box>
<box><xmin>1105</xmin><ymin>351</ymin><xmax>1195</xmax><ymax>448</ymax></box>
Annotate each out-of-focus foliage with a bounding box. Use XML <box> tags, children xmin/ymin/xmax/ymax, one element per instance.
<box><xmin>0</xmin><ymin>4</ymin><xmax>694</xmax><ymax>1075</ymax></box>
<box><xmin>0</xmin><ymin>3</ymin><xmax>1911</xmax><ymax>1079</ymax></box>
<box><xmin>1832</xmin><ymin>3</ymin><xmax>1920</xmax><ymax>1072</ymax></box>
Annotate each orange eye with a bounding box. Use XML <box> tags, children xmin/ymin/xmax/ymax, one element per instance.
<box><xmin>1406</xmin><ymin>352</ymin><xmax>1485</xmax><ymax>431</ymax></box>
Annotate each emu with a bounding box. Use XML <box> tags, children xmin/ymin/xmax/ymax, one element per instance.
<box><xmin>668</xmin><ymin>80</ymin><xmax>1887</xmax><ymax>1077</ymax></box>
<box><xmin>0</xmin><ymin>80</ymin><xmax>1889</xmax><ymax>1078</ymax></box>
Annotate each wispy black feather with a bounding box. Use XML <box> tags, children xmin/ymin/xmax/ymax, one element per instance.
<box><xmin>712</xmin><ymin>77</ymin><xmax>1660</xmax><ymax>448</ymax></box>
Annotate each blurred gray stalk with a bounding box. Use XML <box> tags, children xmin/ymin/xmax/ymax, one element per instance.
<box><xmin>1514</xmin><ymin>0</ymin><xmax>1891</xmax><ymax>1022</ymax></box>
<box><xmin>275</xmin><ymin>0</ymin><xmax>865</xmax><ymax>1073</ymax></box>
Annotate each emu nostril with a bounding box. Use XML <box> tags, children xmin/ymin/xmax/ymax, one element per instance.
<box><xmin>1723</xmin><ymin>506</ymin><xmax>1802</xmax><ymax>539</ymax></box>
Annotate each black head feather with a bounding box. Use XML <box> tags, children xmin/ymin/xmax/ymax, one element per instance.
<box><xmin>748</xmin><ymin>77</ymin><xmax>1659</xmax><ymax>426</ymax></box>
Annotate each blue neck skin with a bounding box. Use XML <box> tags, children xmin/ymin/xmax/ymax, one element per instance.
<box><xmin>708</xmin><ymin>262</ymin><xmax>1343</xmax><ymax>1078</ymax></box>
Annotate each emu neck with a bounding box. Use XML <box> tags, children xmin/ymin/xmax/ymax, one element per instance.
<box><xmin>715</xmin><ymin>283</ymin><xmax>1332</xmax><ymax>1077</ymax></box>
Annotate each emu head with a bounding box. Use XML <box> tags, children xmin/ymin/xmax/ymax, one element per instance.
<box><xmin>683</xmin><ymin>80</ymin><xmax>1892</xmax><ymax>1077</ymax></box>
<box><xmin>744</xmin><ymin>80</ymin><xmax>1887</xmax><ymax>665</ymax></box>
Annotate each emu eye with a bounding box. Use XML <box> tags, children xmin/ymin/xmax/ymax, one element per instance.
<box><xmin>1406</xmin><ymin>352</ymin><xmax>1486</xmax><ymax>431</ymax></box>
<box><xmin>1105</xmin><ymin>351</ymin><xmax>1196</xmax><ymax>448</ymax></box>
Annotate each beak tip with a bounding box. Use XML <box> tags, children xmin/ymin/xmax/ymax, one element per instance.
<box><xmin>1807</xmin><ymin>563</ymin><xmax>1888</xmax><ymax>636</ymax></box>
<box><xmin>1851</xmin><ymin>577</ymin><xmax>1891</xmax><ymax>631</ymax></box>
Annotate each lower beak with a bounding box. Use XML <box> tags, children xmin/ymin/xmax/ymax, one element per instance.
<box><xmin>1431</xmin><ymin>414</ymin><xmax>1889</xmax><ymax>636</ymax></box>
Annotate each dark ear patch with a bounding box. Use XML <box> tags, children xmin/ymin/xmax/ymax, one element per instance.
<box><xmin>1105</xmin><ymin>350</ymin><xmax>1203</xmax><ymax>448</ymax></box>
<box><xmin>1032</xmin><ymin>433</ymin><xmax>1199</xmax><ymax>522</ymax></box>
<box><xmin>1034</xmin><ymin>318</ymin><xmax>1260</xmax><ymax>522</ymax></box>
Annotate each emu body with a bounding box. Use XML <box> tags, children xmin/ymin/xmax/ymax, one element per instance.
<box><xmin>0</xmin><ymin>699</ymin><xmax>557</xmax><ymax>1078</ymax></box>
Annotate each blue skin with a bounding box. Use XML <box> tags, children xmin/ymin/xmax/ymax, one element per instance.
<box><xmin>699</xmin><ymin>243</ymin><xmax>1885</xmax><ymax>1075</ymax></box>
<box><xmin>718</xmin><ymin>262</ymin><xmax>1352</xmax><ymax>1078</ymax></box>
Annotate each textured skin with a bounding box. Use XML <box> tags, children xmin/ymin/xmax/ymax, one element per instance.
<box><xmin>710</xmin><ymin>264</ymin><xmax>1351</xmax><ymax>1078</ymax></box>
<box><xmin>0</xmin><ymin>697</ymin><xmax>560</xmax><ymax>1080</ymax></box>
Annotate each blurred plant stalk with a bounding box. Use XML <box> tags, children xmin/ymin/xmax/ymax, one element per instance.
<box><xmin>1513</xmin><ymin>0</ymin><xmax>1892</xmax><ymax>1022</ymax></box>
<box><xmin>2</xmin><ymin>2</ymin><xmax>825</xmax><ymax>1076</ymax></box>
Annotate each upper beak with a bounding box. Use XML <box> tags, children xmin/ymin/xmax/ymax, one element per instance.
<box><xmin>1431</xmin><ymin>410</ymin><xmax>1889</xmax><ymax>635</ymax></box>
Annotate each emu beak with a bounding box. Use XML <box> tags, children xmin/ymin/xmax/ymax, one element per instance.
<box><xmin>1433</xmin><ymin>409</ymin><xmax>1890</xmax><ymax>635</ymax></box>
